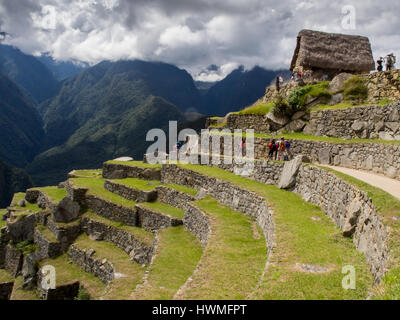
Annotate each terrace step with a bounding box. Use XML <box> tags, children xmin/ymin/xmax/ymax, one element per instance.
<box><xmin>135</xmin><ymin>202</ymin><xmax>184</xmax><ymax>232</ymax></box>
<box><xmin>175</xmin><ymin>198</ymin><xmax>267</xmax><ymax>300</ymax></box>
<box><xmin>131</xmin><ymin>225</ymin><xmax>203</xmax><ymax>300</ymax></box>
<box><xmin>68</xmin><ymin>234</ymin><xmax>146</xmax><ymax>299</ymax></box>
<box><xmin>81</xmin><ymin>210</ymin><xmax>156</xmax><ymax>265</ymax></box>
<box><xmin>155</xmin><ymin>185</ymin><xmax>197</xmax><ymax>210</ymax></box>
<box><xmin>102</xmin><ymin>161</ymin><xmax>161</xmax><ymax>181</ymax></box>
<box><xmin>67</xmin><ymin>178</ymin><xmax>138</xmax><ymax>226</ymax></box>
<box><xmin>34</xmin><ymin>226</ymin><xmax>63</xmax><ymax>259</ymax></box>
<box><xmin>104</xmin><ymin>179</ymin><xmax>159</xmax><ymax>203</ymax></box>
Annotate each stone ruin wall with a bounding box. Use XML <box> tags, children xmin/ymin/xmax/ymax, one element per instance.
<box><xmin>200</xmin><ymin>132</ymin><xmax>400</xmax><ymax>181</ymax></box>
<box><xmin>304</xmin><ymin>102</ymin><xmax>400</xmax><ymax>140</ymax></box>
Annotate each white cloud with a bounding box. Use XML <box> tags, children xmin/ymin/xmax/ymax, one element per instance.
<box><xmin>0</xmin><ymin>0</ymin><xmax>399</xmax><ymax>76</ymax></box>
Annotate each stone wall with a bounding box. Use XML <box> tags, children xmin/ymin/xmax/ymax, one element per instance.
<box><xmin>46</xmin><ymin>217</ymin><xmax>81</xmax><ymax>251</ymax></box>
<box><xmin>261</xmin><ymin>81</ymin><xmax>301</xmax><ymax>104</ymax></box>
<box><xmin>161</xmin><ymin>164</ymin><xmax>275</xmax><ymax>253</ymax></box>
<box><xmin>4</xmin><ymin>244</ymin><xmax>23</xmax><ymax>277</ymax></box>
<box><xmin>34</xmin><ymin>228</ymin><xmax>62</xmax><ymax>259</ymax></box>
<box><xmin>225</xmin><ymin>114</ymin><xmax>270</xmax><ymax>134</ymax></box>
<box><xmin>201</xmin><ymin>134</ymin><xmax>400</xmax><ymax>181</ymax></box>
<box><xmin>102</xmin><ymin>162</ymin><xmax>161</xmax><ymax>181</ymax></box>
<box><xmin>360</xmin><ymin>70</ymin><xmax>400</xmax><ymax>103</ymax></box>
<box><xmin>183</xmin><ymin>203</ymin><xmax>211</xmax><ymax>247</ymax></box>
<box><xmin>305</xmin><ymin>102</ymin><xmax>400</xmax><ymax>140</ymax></box>
<box><xmin>85</xmin><ymin>195</ymin><xmax>138</xmax><ymax>226</ymax></box>
<box><xmin>155</xmin><ymin>186</ymin><xmax>196</xmax><ymax>211</ymax></box>
<box><xmin>136</xmin><ymin>205</ymin><xmax>183</xmax><ymax>232</ymax></box>
<box><xmin>81</xmin><ymin>217</ymin><xmax>155</xmax><ymax>265</ymax></box>
<box><xmin>69</xmin><ymin>245</ymin><xmax>115</xmax><ymax>284</ymax></box>
<box><xmin>104</xmin><ymin>180</ymin><xmax>157</xmax><ymax>203</ymax></box>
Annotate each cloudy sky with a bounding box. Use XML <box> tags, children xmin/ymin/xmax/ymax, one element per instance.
<box><xmin>0</xmin><ymin>0</ymin><xmax>399</xmax><ymax>80</ymax></box>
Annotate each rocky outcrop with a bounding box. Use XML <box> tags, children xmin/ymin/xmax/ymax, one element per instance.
<box><xmin>360</xmin><ymin>69</ymin><xmax>400</xmax><ymax>103</ymax></box>
<box><xmin>278</xmin><ymin>155</ymin><xmax>303</xmax><ymax>189</ymax></box>
<box><xmin>52</xmin><ymin>197</ymin><xmax>80</xmax><ymax>223</ymax></box>
<box><xmin>68</xmin><ymin>245</ymin><xmax>115</xmax><ymax>284</ymax></box>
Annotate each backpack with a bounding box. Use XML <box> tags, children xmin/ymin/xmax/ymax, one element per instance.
<box><xmin>387</xmin><ymin>56</ymin><xmax>393</xmax><ymax>65</ymax></box>
<box><xmin>285</xmin><ymin>141</ymin><xmax>291</xmax><ymax>149</ymax></box>
<box><xmin>279</xmin><ymin>142</ymin><xmax>286</xmax><ymax>151</ymax></box>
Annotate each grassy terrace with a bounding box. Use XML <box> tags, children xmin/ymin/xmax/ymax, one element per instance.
<box><xmin>322</xmin><ymin>167</ymin><xmax>400</xmax><ymax>300</ymax></box>
<box><xmin>39</xmin><ymin>254</ymin><xmax>106</xmax><ymax>300</ymax></box>
<box><xmin>163</xmin><ymin>184</ymin><xmax>198</xmax><ymax>197</ymax></box>
<box><xmin>310</xmin><ymin>99</ymin><xmax>394</xmax><ymax>112</ymax></box>
<box><xmin>131</xmin><ymin>225</ymin><xmax>203</xmax><ymax>300</ymax></box>
<box><xmin>30</xmin><ymin>187</ymin><xmax>67</xmax><ymax>203</ymax></box>
<box><xmin>73</xmin><ymin>234</ymin><xmax>146</xmax><ymax>300</ymax></box>
<box><xmin>70</xmin><ymin>177</ymin><xmax>137</xmax><ymax>208</ymax></box>
<box><xmin>111</xmin><ymin>178</ymin><xmax>161</xmax><ymax>191</ymax></box>
<box><xmin>0</xmin><ymin>269</ymin><xmax>13</xmax><ymax>283</ymax></box>
<box><xmin>105</xmin><ymin>160</ymin><xmax>162</xmax><ymax>169</ymax></box>
<box><xmin>70</xmin><ymin>169</ymin><xmax>102</xmax><ymax>178</ymax></box>
<box><xmin>138</xmin><ymin>201</ymin><xmax>185</xmax><ymax>219</ymax></box>
<box><xmin>10</xmin><ymin>277</ymin><xmax>39</xmax><ymax>300</ymax></box>
<box><xmin>179</xmin><ymin>164</ymin><xmax>373</xmax><ymax>299</ymax></box>
<box><xmin>82</xmin><ymin>210</ymin><xmax>155</xmax><ymax>246</ymax></box>
<box><xmin>212</xmin><ymin>130</ymin><xmax>400</xmax><ymax>146</ymax></box>
<box><xmin>36</xmin><ymin>225</ymin><xmax>58</xmax><ymax>243</ymax></box>
<box><xmin>10</xmin><ymin>193</ymin><xmax>41</xmax><ymax>213</ymax></box>
<box><xmin>176</xmin><ymin>197</ymin><xmax>266</xmax><ymax>300</ymax></box>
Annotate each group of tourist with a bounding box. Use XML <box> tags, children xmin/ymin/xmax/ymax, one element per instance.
<box><xmin>268</xmin><ymin>137</ymin><xmax>292</xmax><ymax>161</ymax></box>
<box><xmin>377</xmin><ymin>53</ymin><xmax>397</xmax><ymax>72</ymax></box>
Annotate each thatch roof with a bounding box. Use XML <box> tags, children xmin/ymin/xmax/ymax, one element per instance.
<box><xmin>290</xmin><ymin>29</ymin><xmax>375</xmax><ymax>72</ymax></box>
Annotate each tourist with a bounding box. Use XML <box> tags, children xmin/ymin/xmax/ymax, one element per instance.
<box><xmin>377</xmin><ymin>57</ymin><xmax>384</xmax><ymax>72</ymax></box>
<box><xmin>285</xmin><ymin>140</ymin><xmax>292</xmax><ymax>160</ymax></box>
<box><xmin>268</xmin><ymin>139</ymin><xmax>277</xmax><ymax>160</ymax></box>
<box><xmin>278</xmin><ymin>137</ymin><xmax>287</xmax><ymax>161</ymax></box>
<box><xmin>279</xmin><ymin>76</ymin><xmax>284</xmax><ymax>85</ymax></box>
<box><xmin>241</xmin><ymin>138</ymin><xmax>246</xmax><ymax>156</ymax></box>
<box><xmin>385</xmin><ymin>53</ymin><xmax>396</xmax><ymax>71</ymax></box>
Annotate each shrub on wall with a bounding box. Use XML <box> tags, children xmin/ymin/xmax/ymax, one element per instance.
<box><xmin>342</xmin><ymin>76</ymin><xmax>368</xmax><ymax>104</ymax></box>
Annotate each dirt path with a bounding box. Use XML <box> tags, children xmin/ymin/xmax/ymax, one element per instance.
<box><xmin>322</xmin><ymin>165</ymin><xmax>400</xmax><ymax>201</ymax></box>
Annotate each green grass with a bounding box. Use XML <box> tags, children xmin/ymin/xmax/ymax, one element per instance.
<box><xmin>36</xmin><ymin>225</ymin><xmax>58</xmax><ymax>243</ymax></box>
<box><xmin>10</xmin><ymin>193</ymin><xmax>41</xmax><ymax>213</ymax></box>
<box><xmin>106</xmin><ymin>160</ymin><xmax>162</xmax><ymax>169</ymax></box>
<box><xmin>70</xmin><ymin>169</ymin><xmax>102</xmax><ymax>178</ymax></box>
<box><xmin>0</xmin><ymin>269</ymin><xmax>14</xmax><ymax>283</ymax></box>
<box><xmin>111</xmin><ymin>178</ymin><xmax>161</xmax><ymax>191</ymax></box>
<box><xmin>132</xmin><ymin>225</ymin><xmax>203</xmax><ymax>300</ymax></box>
<box><xmin>31</xmin><ymin>187</ymin><xmax>67</xmax><ymax>203</ymax></box>
<box><xmin>178</xmin><ymin>164</ymin><xmax>373</xmax><ymax>299</ymax></box>
<box><xmin>10</xmin><ymin>277</ymin><xmax>39</xmax><ymax>300</ymax></box>
<box><xmin>320</xmin><ymin>167</ymin><xmax>400</xmax><ymax>300</ymax></box>
<box><xmin>82</xmin><ymin>210</ymin><xmax>155</xmax><ymax>246</ymax></box>
<box><xmin>176</xmin><ymin>197</ymin><xmax>267</xmax><ymax>299</ymax></box>
<box><xmin>73</xmin><ymin>234</ymin><xmax>146</xmax><ymax>300</ymax></box>
<box><xmin>236</xmin><ymin>102</ymin><xmax>274</xmax><ymax>115</ymax></box>
<box><xmin>138</xmin><ymin>201</ymin><xmax>185</xmax><ymax>219</ymax></box>
<box><xmin>311</xmin><ymin>98</ymin><xmax>395</xmax><ymax>112</ymax></box>
<box><xmin>164</xmin><ymin>184</ymin><xmax>198</xmax><ymax>196</ymax></box>
<box><xmin>39</xmin><ymin>254</ymin><xmax>106</xmax><ymax>300</ymax></box>
<box><xmin>70</xmin><ymin>177</ymin><xmax>137</xmax><ymax>209</ymax></box>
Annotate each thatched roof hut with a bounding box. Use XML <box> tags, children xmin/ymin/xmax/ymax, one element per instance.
<box><xmin>290</xmin><ymin>30</ymin><xmax>375</xmax><ymax>75</ymax></box>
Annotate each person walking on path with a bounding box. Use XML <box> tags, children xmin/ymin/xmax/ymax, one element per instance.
<box><xmin>385</xmin><ymin>53</ymin><xmax>396</xmax><ymax>71</ymax></box>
